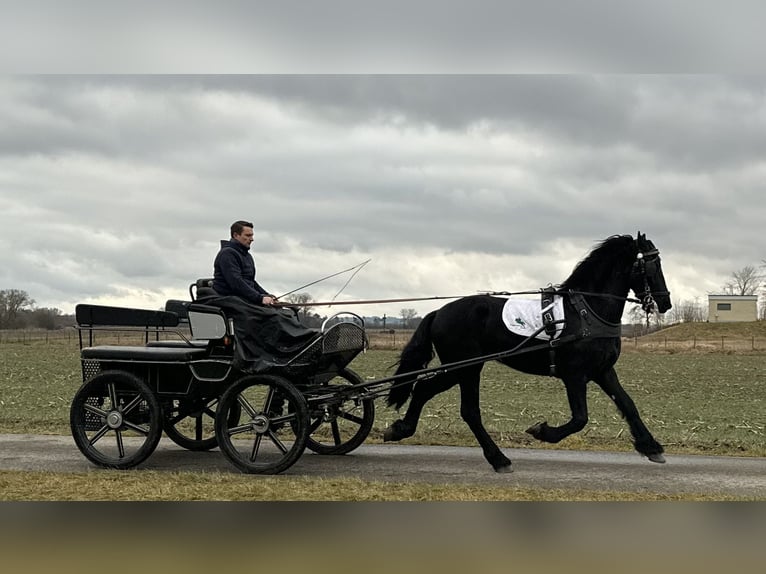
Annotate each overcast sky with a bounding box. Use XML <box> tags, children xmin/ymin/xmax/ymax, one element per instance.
<box><xmin>1</xmin><ymin>3</ymin><xmax>765</xmax><ymax>320</ymax></box>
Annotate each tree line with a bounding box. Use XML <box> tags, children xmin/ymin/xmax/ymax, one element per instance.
<box><xmin>0</xmin><ymin>288</ymin><xmax>425</xmax><ymax>332</ymax></box>
<box><xmin>0</xmin><ymin>289</ymin><xmax>72</xmax><ymax>330</ymax></box>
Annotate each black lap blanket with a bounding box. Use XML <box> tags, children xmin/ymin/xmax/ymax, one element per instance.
<box><xmin>197</xmin><ymin>295</ymin><xmax>319</xmax><ymax>373</ymax></box>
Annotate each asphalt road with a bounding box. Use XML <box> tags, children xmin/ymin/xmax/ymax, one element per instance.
<box><xmin>1</xmin><ymin>434</ymin><xmax>764</xmax><ymax>498</ymax></box>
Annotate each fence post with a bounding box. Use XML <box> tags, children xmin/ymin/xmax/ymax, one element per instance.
<box><xmin>721</xmin><ymin>336</ymin><xmax>725</xmax><ymax>349</ymax></box>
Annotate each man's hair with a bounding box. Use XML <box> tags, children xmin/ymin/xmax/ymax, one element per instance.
<box><xmin>230</xmin><ymin>220</ymin><xmax>254</xmax><ymax>237</ymax></box>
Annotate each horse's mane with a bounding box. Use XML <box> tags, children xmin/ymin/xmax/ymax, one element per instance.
<box><xmin>559</xmin><ymin>235</ymin><xmax>637</xmax><ymax>290</ymax></box>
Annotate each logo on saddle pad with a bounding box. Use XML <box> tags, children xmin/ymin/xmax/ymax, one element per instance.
<box><xmin>501</xmin><ymin>296</ymin><xmax>564</xmax><ymax>341</ymax></box>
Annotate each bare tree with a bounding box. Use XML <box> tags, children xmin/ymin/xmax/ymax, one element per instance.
<box><xmin>284</xmin><ymin>292</ymin><xmax>315</xmax><ymax>322</ymax></box>
<box><xmin>722</xmin><ymin>265</ymin><xmax>762</xmax><ymax>295</ymax></box>
<box><xmin>667</xmin><ymin>297</ymin><xmax>705</xmax><ymax>323</ymax></box>
<box><xmin>0</xmin><ymin>289</ymin><xmax>36</xmax><ymax>329</ymax></box>
<box><xmin>28</xmin><ymin>307</ymin><xmax>62</xmax><ymax>330</ymax></box>
<box><xmin>400</xmin><ymin>308</ymin><xmax>418</xmax><ymax>329</ymax></box>
<box><xmin>627</xmin><ymin>303</ymin><xmax>665</xmax><ymax>335</ymax></box>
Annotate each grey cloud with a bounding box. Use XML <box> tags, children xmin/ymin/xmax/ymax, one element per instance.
<box><xmin>5</xmin><ymin>76</ymin><xmax>766</xmax><ymax>173</ymax></box>
<box><xmin>4</xmin><ymin>1</ymin><xmax>766</xmax><ymax>73</ymax></box>
<box><xmin>1</xmin><ymin>74</ymin><xmax>765</xmax><ymax>313</ymax></box>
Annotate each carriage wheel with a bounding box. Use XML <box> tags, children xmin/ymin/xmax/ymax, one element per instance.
<box><xmin>304</xmin><ymin>368</ymin><xmax>375</xmax><ymax>455</ymax></box>
<box><xmin>69</xmin><ymin>370</ymin><xmax>162</xmax><ymax>470</ymax></box>
<box><xmin>215</xmin><ymin>375</ymin><xmax>309</xmax><ymax>475</ymax></box>
<box><xmin>162</xmin><ymin>396</ymin><xmax>242</xmax><ymax>452</ymax></box>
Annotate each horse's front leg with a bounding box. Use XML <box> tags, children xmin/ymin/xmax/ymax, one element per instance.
<box><xmin>593</xmin><ymin>367</ymin><xmax>665</xmax><ymax>463</ymax></box>
<box><xmin>526</xmin><ymin>375</ymin><xmax>589</xmax><ymax>443</ymax></box>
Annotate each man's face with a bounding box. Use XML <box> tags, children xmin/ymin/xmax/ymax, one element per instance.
<box><xmin>233</xmin><ymin>226</ymin><xmax>254</xmax><ymax>248</ymax></box>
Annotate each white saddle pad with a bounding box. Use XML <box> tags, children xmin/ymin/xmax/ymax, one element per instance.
<box><xmin>501</xmin><ymin>296</ymin><xmax>565</xmax><ymax>341</ymax></box>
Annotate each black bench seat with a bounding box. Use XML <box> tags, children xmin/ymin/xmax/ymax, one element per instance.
<box><xmin>81</xmin><ymin>345</ymin><xmax>209</xmax><ymax>362</ymax></box>
<box><xmin>145</xmin><ymin>340</ymin><xmax>209</xmax><ymax>349</ymax></box>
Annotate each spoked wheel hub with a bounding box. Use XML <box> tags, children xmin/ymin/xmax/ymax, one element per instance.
<box><xmin>105</xmin><ymin>410</ymin><xmax>124</xmax><ymax>429</ymax></box>
<box><xmin>250</xmin><ymin>414</ymin><xmax>270</xmax><ymax>434</ymax></box>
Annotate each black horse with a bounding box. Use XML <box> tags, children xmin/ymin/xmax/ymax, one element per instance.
<box><xmin>384</xmin><ymin>233</ymin><xmax>671</xmax><ymax>472</ymax></box>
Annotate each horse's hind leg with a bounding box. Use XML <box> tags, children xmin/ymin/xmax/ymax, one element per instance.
<box><xmin>458</xmin><ymin>368</ymin><xmax>512</xmax><ymax>472</ymax></box>
<box><xmin>525</xmin><ymin>375</ymin><xmax>589</xmax><ymax>443</ymax></box>
<box><xmin>383</xmin><ymin>373</ymin><xmax>458</xmax><ymax>442</ymax></box>
<box><xmin>593</xmin><ymin>367</ymin><xmax>665</xmax><ymax>463</ymax></box>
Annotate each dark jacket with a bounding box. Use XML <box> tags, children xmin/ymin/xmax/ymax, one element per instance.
<box><xmin>212</xmin><ymin>239</ymin><xmax>269</xmax><ymax>305</ymax></box>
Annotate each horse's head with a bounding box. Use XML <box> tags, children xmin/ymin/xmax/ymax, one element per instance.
<box><xmin>630</xmin><ymin>232</ymin><xmax>672</xmax><ymax>314</ymax></box>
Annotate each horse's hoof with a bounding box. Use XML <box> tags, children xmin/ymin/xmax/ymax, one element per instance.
<box><xmin>647</xmin><ymin>453</ymin><xmax>666</xmax><ymax>464</ymax></box>
<box><xmin>525</xmin><ymin>422</ymin><xmax>545</xmax><ymax>440</ymax></box>
<box><xmin>383</xmin><ymin>426</ymin><xmax>402</xmax><ymax>442</ymax></box>
<box><xmin>494</xmin><ymin>464</ymin><xmax>513</xmax><ymax>474</ymax></box>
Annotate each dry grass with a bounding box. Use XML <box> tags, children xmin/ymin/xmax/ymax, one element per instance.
<box><xmin>0</xmin><ymin>469</ymin><xmax>750</xmax><ymax>501</ymax></box>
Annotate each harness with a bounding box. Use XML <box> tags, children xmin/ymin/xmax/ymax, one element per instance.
<box><xmin>540</xmin><ymin>286</ymin><xmax>558</xmax><ymax>376</ymax></box>
<box><xmin>538</xmin><ymin>245</ymin><xmax>663</xmax><ymax>377</ymax></box>
<box><xmin>539</xmin><ymin>290</ymin><xmax>622</xmax><ymax>376</ymax></box>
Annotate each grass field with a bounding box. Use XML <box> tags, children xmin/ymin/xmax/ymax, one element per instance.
<box><xmin>1</xmin><ymin>338</ymin><xmax>764</xmax><ymax>457</ymax></box>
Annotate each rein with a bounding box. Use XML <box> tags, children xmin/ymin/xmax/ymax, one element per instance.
<box><xmin>274</xmin><ymin>294</ymin><xmax>466</xmax><ymax>307</ymax></box>
<box><xmin>274</xmin><ymin>289</ymin><xmax>644</xmax><ymax>308</ymax></box>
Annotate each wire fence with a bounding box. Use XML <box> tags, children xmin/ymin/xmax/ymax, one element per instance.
<box><xmin>625</xmin><ymin>335</ymin><xmax>766</xmax><ymax>352</ymax></box>
<box><xmin>4</xmin><ymin>328</ymin><xmax>766</xmax><ymax>353</ymax></box>
<box><xmin>0</xmin><ymin>328</ymin><xmax>190</xmax><ymax>346</ymax></box>
<box><xmin>0</xmin><ymin>327</ymin><xmax>415</xmax><ymax>350</ymax></box>
<box><xmin>0</xmin><ymin>328</ymin><xmax>79</xmax><ymax>345</ymax></box>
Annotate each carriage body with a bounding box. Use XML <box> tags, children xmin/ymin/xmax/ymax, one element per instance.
<box><xmin>69</xmin><ymin>294</ymin><xmax>372</xmax><ymax>474</ymax></box>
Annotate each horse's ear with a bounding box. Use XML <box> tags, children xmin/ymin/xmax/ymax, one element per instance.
<box><xmin>637</xmin><ymin>231</ymin><xmax>645</xmax><ymax>242</ymax></box>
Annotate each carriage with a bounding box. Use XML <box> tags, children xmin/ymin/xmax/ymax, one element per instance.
<box><xmin>70</xmin><ymin>280</ymin><xmax>377</xmax><ymax>474</ymax></box>
<box><xmin>69</xmin><ymin>233</ymin><xmax>672</xmax><ymax>475</ymax></box>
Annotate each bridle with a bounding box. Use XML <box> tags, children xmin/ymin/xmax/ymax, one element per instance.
<box><xmin>631</xmin><ymin>245</ymin><xmax>668</xmax><ymax>317</ymax></box>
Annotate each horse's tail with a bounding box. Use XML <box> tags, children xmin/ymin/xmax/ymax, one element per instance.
<box><xmin>386</xmin><ymin>310</ymin><xmax>438</xmax><ymax>410</ymax></box>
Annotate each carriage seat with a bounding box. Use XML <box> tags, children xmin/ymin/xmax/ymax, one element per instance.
<box><xmin>145</xmin><ymin>339</ymin><xmax>209</xmax><ymax>349</ymax></box>
<box><xmin>164</xmin><ymin>299</ymin><xmax>190</xmax><ymax>322</ymax></box>
<box><xmin>76</xmin><ymin>304</ymin><xmax>180</xmax><ymax>328</ymax></box>
<box><xmin>81</xmin><ymin>345</ymin><xmax>209</xmax><ymax>362</ymax></box>
<box><xmin>147</xmin><ymin>303</ymin><xmax>230</xmax><ymax>350</ymax></box>
<box><xmin>190</xmin><ymin>278</ymin><xmax>217</xmax><ymax>301</ymax></box>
